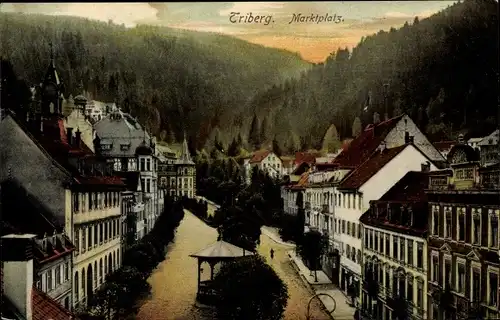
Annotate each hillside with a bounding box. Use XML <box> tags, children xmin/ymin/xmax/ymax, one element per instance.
<box><xmin>0</xmin><ymin>12</ymin><xmax>310</xmax><ymax>148</ymax></box>
<box><xmin>243</xmin><ymin>0</ymin><xmax>498</xmax><ymax>152</ymax></box>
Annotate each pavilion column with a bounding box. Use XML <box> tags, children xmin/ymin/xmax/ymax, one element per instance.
<box><xmin>197</xmin><ymin>259</ymin><xmax>202</xmax><ymax>293</ymax></box>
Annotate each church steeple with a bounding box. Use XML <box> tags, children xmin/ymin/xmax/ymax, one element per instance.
<box><xmin>177</xmin><ymin>132</ymin><xmax>194</xmax><ymax>165</ymax></box>
<box><xmin>40</xmin><ymin>42</ymin><xmax>64</xmax><ymax>117</ymax></box>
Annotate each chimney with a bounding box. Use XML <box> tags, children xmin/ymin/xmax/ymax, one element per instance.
<box><xmin>1</xmin><ymin>234</ymin><xmax>36</xmax><ymax>320</ymax></box>
<box><xmin>421</xmin><ymin>161</ymin><xmax>431</xmax><ymax>172</ymax></box>
<box><xmin>405</xmin><ymin>132</ymin><xmax>410</xmax><ymax>144</ymax></box>
<box><xmin>75</xmin><ymin>129</ymin><xmax>81</xmax><ymax>147</ymax></box>
<box><xmin>67</xmin><ymin>127</ymin><xmax>73</xmax><ymax>146</ymax></box>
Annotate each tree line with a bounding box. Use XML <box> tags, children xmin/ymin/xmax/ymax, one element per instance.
<box><xmin>0</xmin><ymin>12</ymin><xmax>309</xmax><ymax>149</ymax></box>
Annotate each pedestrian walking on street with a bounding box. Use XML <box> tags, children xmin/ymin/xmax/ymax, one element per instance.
<box><xmin>270</xmin><ymin>248</ymin><xmax>274</xmax><ymax>259</ymax></box>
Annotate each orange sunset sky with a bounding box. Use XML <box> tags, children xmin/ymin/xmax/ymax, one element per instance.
<box><xmin>1</xmin><ymin>2</ymin><xmax>457</xmax><ymax>62</ymax></box>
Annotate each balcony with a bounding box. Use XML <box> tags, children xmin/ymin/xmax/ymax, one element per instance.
<box><xmin>74</xmin><ymin>206</ymin><xmax>121</xmax><ymax>224</ymax></box>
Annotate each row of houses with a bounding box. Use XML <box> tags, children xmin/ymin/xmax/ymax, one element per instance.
<box><xmin>0</xmin><ymin>51</ymin><xmax>196</xmax><ymax>319</ymax></box>
<box><xmin>281</xmin><ymin>114</ymin><xmax>499</xmax><ymax>320</ymax></box>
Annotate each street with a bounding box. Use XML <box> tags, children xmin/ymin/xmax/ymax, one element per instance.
<box><xmin>136</xmin><ymin>210</ymin><xmax>330</xmax><ymax>319</ymax></box>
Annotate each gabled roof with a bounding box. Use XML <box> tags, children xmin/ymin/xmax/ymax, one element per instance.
<box><xmin>478</xmin><ymin>129</ymin><xmax>499</xmax><ymax>146</ymax></box>
<box><xmin>190</xmin><ymin>240</ymin><xmax>254</xmax><ymax>259</ymax></box>
<box><xmin>294</xmin><ymin>151</ymin><xmax>320</xmax><ymax>166</ymax></box>
<box><xmin>433</xmin><ymin>141</ymin><xmax>455</xmax><ymax>151</ymax></box>
<box><xmin>32</xmin><ymin>287</ymin><xmax>77</xmax><ymax>320</ymax></box>
<box><xmin>289</xmin><ymin>171</ymin><xmax>310</xmax><ymax>190</ymax></box>
<box><xmin>291</xmin><ymin>162</ymin><xmax>311</xmax><ymax>176</ymax></box>
<box><xmin>333</xmin><ymin>115</ymin><xmax>403</xmax><ymax>168</ymax></box>
<box><xmin>338</xmin><ymin>144</ymin><xmax>408</xmax><ymax>190</ymax></box>
<box><xmin>378</xmin><ymin>171</ymin><xmax>429</xmax><ymax>202</ymax></box>
<box><xmin>249</xmin><ymin>150</ymin><xmax>271</xmax><ymax>163</ymax></box>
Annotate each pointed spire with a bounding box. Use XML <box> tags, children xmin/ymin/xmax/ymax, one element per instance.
<box><xmin>177</xmin><ymin>131</ymin><xmax>194</xmax><ymax>165</ymax></box>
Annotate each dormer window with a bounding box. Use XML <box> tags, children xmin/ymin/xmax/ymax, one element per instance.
<box><xmin>101</xmin><ymin>143</ymin><xmax>112</xmax><ymax>151</ymax></box>
<box><xmin>120</xmin><ymin>144</ymin><xmax>130</xmax><ymax>151</ymax></box>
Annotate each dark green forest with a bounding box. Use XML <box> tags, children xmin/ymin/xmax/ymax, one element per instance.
<box><xmin>1</xmin><ymin>0</ymin><xmax>498</xmax><ymax>154</ymax></box>
<box><xmin>247</xmin><ymin>0</ymin><xmax>498</xmax><ymax>151</ymax></box>
<box><xmin>0</xmin><ymin>12</ymin><xmax>309</xmax><ymax>149</ymax></box>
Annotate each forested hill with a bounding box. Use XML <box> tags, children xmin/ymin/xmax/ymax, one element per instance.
<box><xmin>244</xmin><ymin>0</ymin><xmax>498</xmax><ymax>153</ymax></box>
<box><xmin>0</xmin><ymin>12</ymin><xmax>310</xmax><ymax>148</ymax></box>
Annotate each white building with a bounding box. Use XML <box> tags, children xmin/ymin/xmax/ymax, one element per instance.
<box><xmin>334</xmin><ymin>142</ymin><xmax>438</xmax><ymax>303</ymax></box>
<box><xmin>242</xmin><ymin>150</ymin><xmax>283</xmax><ymax>184</ymax></box>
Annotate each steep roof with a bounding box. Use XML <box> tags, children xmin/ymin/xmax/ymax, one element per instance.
<box><xmin>32</xmin><ymin>287</ymin><xmax>77</xmax><ymax>320</ymax></box>
<box><xmin>338</xmin><ymin>144</ymin><xmax>408</xmax><ymax>190</ymax></box>
<box><xmin>176</xmin><ymin>135</ymin><xmax>195</xmax><ymax>165</ymax></box>
<box><xmin>333</xmin><ymin>115</ymin><xmax>403</xmax><ymax>168</ymax></box>
<box><xmin>249</xmin><ymin>150</ymin><xmax>271</xmax><ymax>163</ymax></box>
<box><xmin>378</xmin><ymin>171</ymin><xmax>429</xmax><ymax>202</ymax></box>
<box><xmin>289</xmin><ymin>171</ymin><xmax>310</xmax><ymax>190</ymax></box>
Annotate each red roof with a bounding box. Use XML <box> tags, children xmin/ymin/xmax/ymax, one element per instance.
<box><xmin>290</xmin><ymin>171</ymin><xmax>310</xmax><ymax>190</ymax></box>
<box><xmin>32</xmin><ymin>287</ymin><xmax>77</xmax><ymax>320</ymax></box>
<box><xmin>249</xmin><ymin>150</ymin><xmax>271</xmax><ymax>163</ymax></box>
<box><xmin>333</xmin><ymin>115</ymin><xmax>403</xmax><ymax>168</ymax></box>
<box><xmin>433</xmin><ymin>141</ymin><xmax>455</xmax><ymax>151</ymax></box>
<box><xmin>294</xmin><ymin>152</ymin><xmax>320</xmax><ymax>166</ymax></box>
<box><xmin>339</xmin><ymin>144</ymin><xmax>408</xmax><ymax>189</ymax></box>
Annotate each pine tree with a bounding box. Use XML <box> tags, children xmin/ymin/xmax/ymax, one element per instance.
<box><xmin>272</xmin><ymin>136</ymin><xmax>282</xmax><ymax>157</ymax></box>
<box><xmin>249</xmin><ymin>114</ymin><xmax>261</xmax><ymax>150</ymax></box>
<box><xmin>352</xmin><ymin>117</ymin><xmax>362</xmax><ymax>138</ymax></box>
<box><xmin>227</xmin><ymin>138</ymin><xmax>239</xmax><ymax>157</ymax></box>
<box><xmin>260</xmin><ymin>116</ymin><xmax>270</xmax><ymax>146</ymax></box>
<box><xmin>322</xmin><ymin>124</ymin><xmax>341</xmax><ymax>153</ymax></box>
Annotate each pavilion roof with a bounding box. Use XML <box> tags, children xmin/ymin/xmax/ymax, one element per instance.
<box><xmin>190</xmin><ymin>240</ymin><xmax>254</xmax><ymax>259</ymax></box>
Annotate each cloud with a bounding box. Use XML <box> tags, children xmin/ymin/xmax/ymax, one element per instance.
<box><xmin>219</xmin><ymin>2</ymin><xmax>285</xmax><ymax>16</ymax></box>
<box><xmin>384</xmin><ymin>9</ymin><xmax>435</xmax><ymax>19</ymax></box>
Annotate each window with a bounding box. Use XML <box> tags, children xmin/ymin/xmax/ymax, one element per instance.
<box><xmin>347</xmin><ymin>221</ymin><xmax>351</xmax><ymax>236</ymax></box>
<box><xmin>399</xmin><ymin>238</ymin><xmax>405</xmax><ymax>264</ymax></box>
<box><xmin>99</xmin><ymin>223</ymin><xmax>103</xmax><ymax>243</ymax></box>
<box><xmin>64</xmin><ymin>262</ymin><xmax>69</xmax><ymax>281</ymax></box>
<box><xmin>417</xmin><ymin>279</ymin><xmax>423</xmax><ymax>308</ymax></box>
<box><xmin>385</xmin><ymin>234</ymin><xmax>390</xmax><ymax>256</ymax></box>
<box><xmin>417</xmin><ymin>243</ymin><xmax>423</xmax><ymax>269</ymax></box>
<box><xmin>432</xmin><ymin>205</ymin><xmax>439</xmax><ymax>235</ymax></box>
<box><xmin>146</xmin><ymin>158</ymin><xmax>151</xmax><ymax>171</ymax></box>
<box><xmin>393</xmin><ymin>236</ymin><xmax>398</xmax><ymax>259</ymax></box>
<box><xmin>488</xmin><ymin>271</ymin><xmax>498</xmax><ymax>307</ymax></box>
<box><xmin>458</xmin><ymin>207</ymin><xmax>466</xmax><ymax>241</ymax></box>
<box><xmin>432</xmin><ymin>254</ymin><xmax>439</xmax><ymax>282</ymax></box>
<box><xmin>47</xmin><ymin>270</ymin><xmax>53</xmax><ymax>291</ymax></box>
<box><xmin>489</xmin><ymin>210</ymin><xmax>499</xmax><ymax>248</ymax></box>
<box><xmin>82</xmin><ymin>228</ymin><xmax>87</xmax><ymax>252</ymax></box>
<box><xmin>444</xmin><ymin>258</ymin><xmax>452</xmax><ymax>289</ymax></box>
<box><xmin>472</xmin><ymin>209</ymin><xmax>481</xmax><ymax>245</ymax></box>
<box><xmin>88</xmin><ymin>226</ymin><xmax>92</xmax><ymax>249</ymax></box>
<box><xmin>55</xmin><ymin>266</ymin><xmax>61</xmax><ymax>286</ymax></box>
<box><xmin>445</xmin><ymin>207</ymin><xmax>452</xmax><ymax>238</ymax></box>
<box><xmin>457</xmin><ymin>261</ymin><xmax>466</xmax><ymax>294</ymax></box>
<box><xmin>407</xmin><ymin>240</ymin><xmax>413</xmax><ymax>266</ymax></box>
<box><xmin>73</xmin><ymin>192</ymin><xmax>79</xmax><ymax>213</ymax></box>
<box><xmin>374</xmin><ymin>232</ymin><xmax>379</xmax><ymax>251</ymax></box>
<box><xmin>385</xmin><ymin>269</ymin><xmax>390</xmax><ymax>291</ymax></box>
<box><xmin>74</xmin><ymin>229</ymin><xmax>80</xmax><ymax>254</ymax></box>
<box><xmin>94</xmin><ymin>225</ymin><xmax>98</xmax><ymax>247</ymax></box>
<box><xmin>407</xmin><ymin>276</ymin><xmax>413</xmax><ymax>302</ymax></box>
<box><xmin>471</xmin><ymin>267</ymin><xmax>481</xmax><ymax>302</ymax></box>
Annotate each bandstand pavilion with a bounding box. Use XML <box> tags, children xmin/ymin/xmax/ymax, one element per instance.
<box><xmin>190</xmin><ymin>240</ymin><xmax>254</xmax><ymax>304</ymax></box>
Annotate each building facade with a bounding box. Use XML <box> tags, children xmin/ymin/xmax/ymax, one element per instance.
<box><xmin>426</xmin><ymin>143</ymin><xmax>499</xmax><ymax>320</ymax></box>
<box><xmin>361</xmin><ymin>171</ymin><xmax>430</xmax><ymax>320</ymax></box>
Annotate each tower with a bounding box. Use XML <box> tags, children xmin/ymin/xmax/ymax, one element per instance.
<box><xmin>40</xmin><ymin>42</ymin><xmax>64</xmax><ymax>117</ymax></box>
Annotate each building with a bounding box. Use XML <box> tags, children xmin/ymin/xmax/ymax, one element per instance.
<box><xmin>426</xmin><ymin>143</ymin><xmax>499</xmax><ymax>320</ymax></box>
<box><xmin>93</xmin><ymin>109</ymin><xmax>161</xmax><ymax>235</ymax></box>
<box><xmin>174</xmin><ymin>135</ymin><xmax>196</xmax><ymax>199</ymax></box>
<box><xmin>477</xmin><ymin>129</ymin><xmax>499</xmax><ymax>167</ymax></box>
<box><xmin>62</xmin><ymin>95</ymin><xmax>96</xmax><ymax>153</ymax></box>
<box><xmin>360</xmin><ymin>170</ymin><xmax>431</xmax><ymax>320</ymax></box>
<box><xmin>432</xmin><ymin>141</ymin><xmax>455</xmax><ymax>159</ymax></box>
<box><xmin>1</xmin><ymin>234</ymin><xmax>78</xmax><ymax>320</ymax></box>
<box><xmin>334</xmin><ymin>142</ymin><xmax>438</xmax><ymax>302</ymax></box>
<box><xmin>115</xmin><ymin>171</ymin><xmax>144</xmax><ymax>247</ymax></box>
<box><xmin>1</xmin><ymin>179</ymin><xmax>75</xmax><ymax>310</ymax></box>
<box><xmin>0</xmin><ymin>50</ymin><xmax>128</xmax><ymax>310</ymax></box>
<box><xmin>302</xmin><ymin>168</ymin><xmax>338</xmax><ymax>282</ymax></box>
<box><xmin>280</xmin><ymin>156</ymin><xmax>295</xmax><ymax>176</ymax></box>
<box><xmin>242</xmin><ymin>150</ymin><xmax>283</xmax><ymax>184</ymax></box>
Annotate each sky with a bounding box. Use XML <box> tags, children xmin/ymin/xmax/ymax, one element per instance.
<box><xmin>0</xmin><ymin>2</ymin><xmax>457</xmax><ymax>62</ymax></box>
